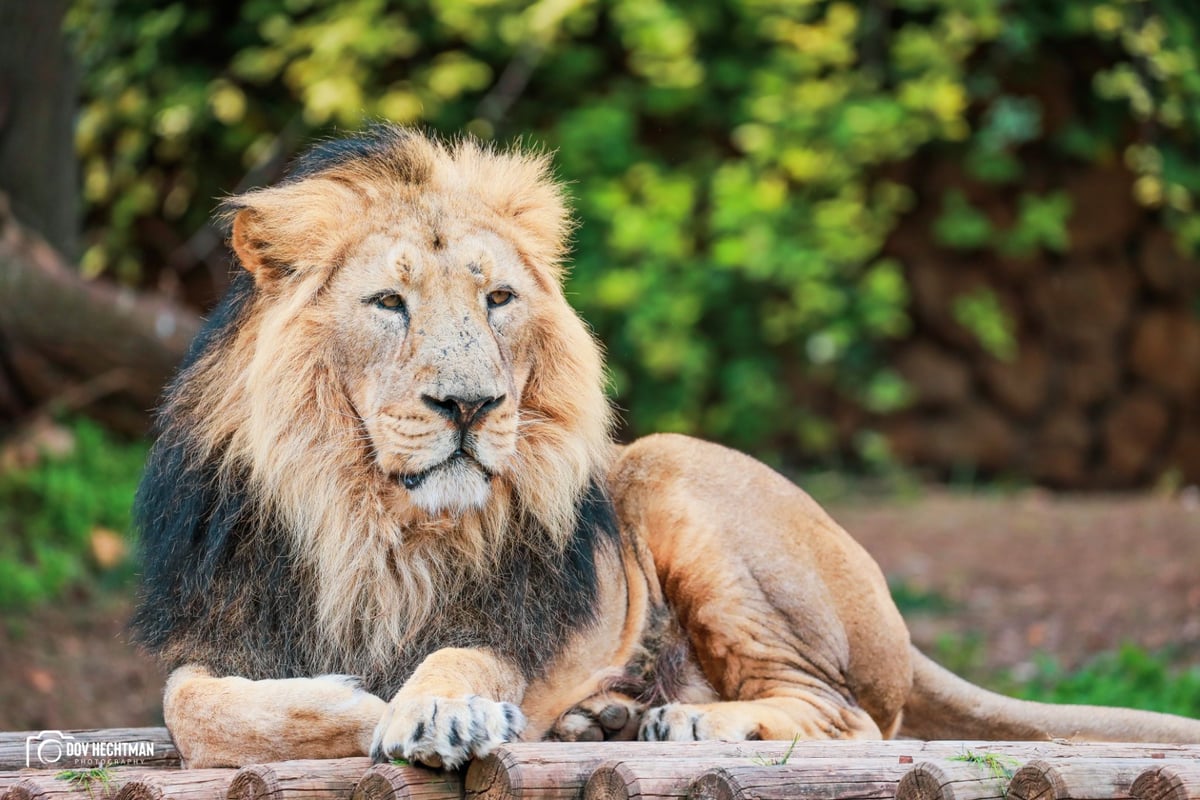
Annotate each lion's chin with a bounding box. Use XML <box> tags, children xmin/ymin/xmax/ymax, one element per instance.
<box><xmin>397</xmin><ymin>456</ymin><xmax>493</xmax><ymax>515</ymax></box>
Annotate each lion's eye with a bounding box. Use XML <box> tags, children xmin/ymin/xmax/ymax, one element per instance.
<box><xmin>373</xmin><ymin>293</ymin><xmax>405</xmax><ymax>311</ymax></box>
<box><xmin>487</xmin><ymin>289</ymin><xmax>514</xmax><ymax>308</ymax></box>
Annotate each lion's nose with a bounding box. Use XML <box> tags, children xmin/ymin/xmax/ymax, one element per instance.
<box><xmin>422</xmin><ymin>393</ymin><xmax>506</xmax><ymax>430</ymax></box>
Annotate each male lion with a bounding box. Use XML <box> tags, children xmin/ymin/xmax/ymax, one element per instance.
<box><xmin>133</xmin><ymin>127</ymin><xmax>1200</xmax><ymax>769</ymax></box>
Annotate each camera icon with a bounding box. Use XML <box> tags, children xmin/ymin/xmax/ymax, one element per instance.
<box><xmin>25</xmin><ymin>730</ymin><xmax>76</xmax><ymax>767</ymax></box>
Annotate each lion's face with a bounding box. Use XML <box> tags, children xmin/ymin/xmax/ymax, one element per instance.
<box><xmin>326</xmin><ymin>221</ymin><xmax>538</xmax><ymax>514</ymax></box>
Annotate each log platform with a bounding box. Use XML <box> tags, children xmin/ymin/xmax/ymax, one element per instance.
<box><xmin>2</xmin><ymin>730</ymin><xmax>1198</xmax><ymax>800</ymax></box>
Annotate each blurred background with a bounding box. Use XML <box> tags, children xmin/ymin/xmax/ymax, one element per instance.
<box><xmin>0</xmin><ymin>0</ymin><xmax>1198</xmax><ymax>731</ymax></box>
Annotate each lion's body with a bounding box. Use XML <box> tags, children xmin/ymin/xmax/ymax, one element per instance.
<box><xmin>134</xmin><ymin>128</ymin><xmax>1200</xmax><ymax>769</ymax></box>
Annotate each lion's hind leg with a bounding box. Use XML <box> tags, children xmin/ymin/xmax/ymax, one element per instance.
<box><xmin>640</xmin><ymin>697</ymin><xmax>882</xmax><ymax>742</ymax></box>
<box><xmin>547</xmin><ymin>690</ymin><xmax>645</xmax><ymax>741</ymax></box>
<box><xmin>612</xmin><ymin>434</ymin><xmax>913</xmax><ymax>744</ymax></box>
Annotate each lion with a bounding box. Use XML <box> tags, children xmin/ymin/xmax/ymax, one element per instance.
<box><xmin>132</xmin><ymin>126</ymin><xmax>1200</xmax><ymax>770</ymax></box>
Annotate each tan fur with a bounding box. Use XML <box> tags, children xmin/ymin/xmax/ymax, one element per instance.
<box><xmin>607</xmin><ymin>434</ymin><xmax>911</xmax><ymax>742</ymax></box>
<box><xmin>159</xmin><ymin>128</ymin><xmax>1200</xmax><ymax>769</ymax></box>
<box><xmin>163</xmin><ymin>666</ymin><xmax>386</xmax><ymax>767</ymax></box>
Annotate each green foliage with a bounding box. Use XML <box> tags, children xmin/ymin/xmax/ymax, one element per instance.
<box><xmin>952</xmin><ymin>289</ymin><xmax>1017</xmax><ymax>360</ymax></box>
<box><xmin>935</xmin><ymin>188</ymin><xmax>1071</xmax><ymax>261</ymax></box>
<box><xmin>965</xmin><ymin>95</ymin><xmax>1041</xmax><ymax>183</ymax></box>
<box><xmin>934</xmin><ymin>191</ymin><xmax>994</xmax><ymax>250</ymax></box>
<box><xmin>932</xmin><ymin>631</ymin><xmax>989</xmax><ymax>678</ymax></box>
<box><xmin>65</xmin><ymin>0</ymin><xmax>1200</xmax><ymax>463</ymax></box>
<box><xmin>934</xmin><ymin>634</ymin><xmax>1200</xmax><ymax>719</ymax></box>
<box><xmin>999</xmin><ymin>191</ymin><xmax>1073</xmax><ymax>259</ymax></box>
<box><xmin>0</xmin><ymin>419</ymin><xmax>147</xmax><ymax>610</ymax></box>
<box><xmin>889</xmin><ymin>579</ymin><xmax>956</xmax><ymax>615</ymax></box>
<box><xmin>949</xmin><ymin>751</ymin><xmax>1020</xmax><ymax>787</ymax></box>
<box><xmin>1016</xmin><ymin>645</ymin><xmax>1200</xmax><ymax>718</ymax></box>
<box><xmin>753</xmin><ymin>734</ymin><xmax>800</xmax><ymax>766</ymax></box>
<box><xmin>56</xmin><ymin>767</ymin><xmax>116</xmax><ymax>798</ymax></box>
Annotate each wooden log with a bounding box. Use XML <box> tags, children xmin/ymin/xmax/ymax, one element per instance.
<box><xmin>350</xmin><ymin>763</ymin><xmax>462</xmax><ymax>800</ymax></box>
<box><xmin>684</xmin><ymin>759</ymin><xmax>914</xmax><ymax>800</ymax></box>
<box><xmin>1</xmin><ymin>768</ymin><xmax>147</xmax><ymax>800</ymax></box>
<box><xmin>586</xmin><ymin>759</ymin><xmax>718</xmax><ymax>800</ymax></box>
<box><xmin>227</xmin><ymin>759</ymin><xmax>371</xmax><ymax>800</ymax></box>
<box><xmin>588</xmin><ymin>756</ymin><xmax>921</xmax><ymax>800</ymax></box>
<box><xmin>0</xmin><ymin>729</ymin><xmax>180</xmax><ymax>771</ymax></box>
<box><xmin>465</xmin><ymin>743</ymin><xmax>790</xmax><ymax>800</ymax></box>
<box><xmin>1131</xmin><ymin>764</ymin><xmax>1200</xmax><ymax>800</ymax></box>
<box><xmin>465</xmin><ymin>741</ymin><xmax>1200</xmax><ymax>800</ymax></box>
<box><xmin>1008</xmin><ymin>758</ymin><xmax>1174</xmax><ymax>800</ymax></box>
<box><xmin>3</xmin><ymin>775</ymin><xmax>119</xmax><ymax>800</ymax></box>
<box><xmin>467</xmin><ymin>742</ymin><xmax>910</xmax><ymax>800</ymax></box>
<box><xmin>114</xmin><ymin>769</ymin><xmax>235</xmax><ymax>800</ymax></box>
<box><xmin>895</xmin><ymin>760</ymin><xmax>1013</xmax><ymax>800</ymax></box>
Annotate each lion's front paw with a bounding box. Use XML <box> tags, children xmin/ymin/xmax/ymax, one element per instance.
<box><xmin>370</xmin><ymin>694</ymin><xmax>524</xmax><ymax>769</ymax></box>
<box><xmin>547</xmin><ymin>692</ymin><xmax>644</xmax><ymax>742</ymax></box>
<box><xmin>639</xmin><ymin>703</ymin><xmax>759</xmax><ymax>742</ymax></box>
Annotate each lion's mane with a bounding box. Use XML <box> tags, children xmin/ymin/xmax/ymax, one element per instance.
<box><xmin>132</xmin><ymin>129</ymin><xmax>619</xmax><ymax>695</ymax></box>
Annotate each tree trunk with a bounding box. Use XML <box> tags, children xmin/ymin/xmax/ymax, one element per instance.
<box><xmin>0</xmin><ymin>0</ymin><xmax>79</xmax><ymax>260</ymax></box>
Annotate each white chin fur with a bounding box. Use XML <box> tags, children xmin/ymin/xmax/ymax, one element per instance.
<box><xmin>408</xmin><ymin>462</ymin><xmax>492</xmax><ymax>514</ymax></box>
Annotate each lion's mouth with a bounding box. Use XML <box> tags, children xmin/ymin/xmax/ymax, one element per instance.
<box><xmin>396</xmin><ymin>450</ymin><xmax>492</xmax><ymax>491</ymax></box>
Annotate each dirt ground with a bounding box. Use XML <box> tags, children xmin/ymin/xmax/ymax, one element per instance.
<box><xmin>834</xmin><ymin>489</ymin><xmax>1200</xmax><ymax>675</ymax></box>
<box><xmin>1</xmin><ymin>490</ymin><xmax>1198</xmax><ymax>731</ymax></box>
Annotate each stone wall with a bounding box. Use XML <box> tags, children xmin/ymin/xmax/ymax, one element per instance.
<box><xmin>880</xmin><ymin>158</ymin><xmax>1200</xmax><ymax>489</ymax></box>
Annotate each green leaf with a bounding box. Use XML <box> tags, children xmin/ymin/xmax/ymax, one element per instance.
<box><xmin>934</xmin><ymin>190</ymin><xmax>994</xmax><ymax>250</ymax></box>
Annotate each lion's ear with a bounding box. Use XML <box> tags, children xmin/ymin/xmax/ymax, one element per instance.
<box><xmin>223</xmin><ymin>180</ymin><xmax>365</xmax><ymax>286</ymax></box>
<box><xmin>230</xmin><ymin>208</ymin><xmax>289</xmax><ymax>280</ymax></box>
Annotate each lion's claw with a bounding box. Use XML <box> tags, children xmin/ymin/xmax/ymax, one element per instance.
<box><xmin>370</xmin><ymin>694</ymin><xmax>524</xmax><ymax>769</ymax></box>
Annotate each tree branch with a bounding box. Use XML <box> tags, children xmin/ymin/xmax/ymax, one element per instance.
<box><xmin>0</xmin><ymin>193</ymin><xmax>201</xmax><ymax>432</ymax></box>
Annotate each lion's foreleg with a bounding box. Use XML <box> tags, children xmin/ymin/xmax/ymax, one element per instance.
<box><xmin>370</xmin><ymin>647</ymin><xmax>527</xmax><ymax>769</ymax></box>
<box><xmin>163</xmin><ymin>664</ymin><xmax>387</xmax><ymax>768</ymax></box>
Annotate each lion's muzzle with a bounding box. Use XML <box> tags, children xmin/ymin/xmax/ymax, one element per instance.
<box><xmin>381</xmin><ymin>386</ymin><xmax>514</xmax><ymax>513</ymax></box>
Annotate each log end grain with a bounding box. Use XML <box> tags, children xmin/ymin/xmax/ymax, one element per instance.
<box><xmin>465</xmin><ymin>752</ymin><xmax>522</xmax><ymax>800</ymax></box>
<box><xmin>351</xmin><ymin>768</ymin><xmax>400</xmax><ymax>800</ymax></box>
<box><xmin>896</xmin><ymin>761</ymin><xmax>1008</xmax><ymax>800</ymax></box>
<box><xmin>115</xmin><ymin>768</ymin><xmax>234</xmax><ymax>800</ymax></box>
<box><xmin>114</xmin><ymin>779</ymin><xmax>164</xmax><ymax>800</ymax></box>
<box><xmin>686</xmin><ymin>769</ymin><xmax>741</xmax><ymax>800</ymax></box>
<box><xmin>582</xmin><ymin>762</ymin><xmax>636</xmax><ymax>800</ymax></box>
<box><xmin>897</xmin><ymin>764</ymin><xmax>946</xmax><ymax>800</ymax></box>
<box><xmin>1131</xmin><ymin>766</ymin><xmax>1200</xmax><ymax>800</ymax></box>
<box><xmin>351</xmin><ymin>763</ymin><xmax>462</xmax><ymax>800</ymax></box>
<box><xmin>227</xmin><ymin>766</ymin><xmax>280</xmax><ymax>800</ymax></box>
<box><xmin>1007</xmin><ymin>760</ymin><xmax>1061</xmax><ymax>800</ymax></box>
<box><xmin>3</xmin><ymin>778</ymin><xmax>44</xmax><ymax>800</ymax></box>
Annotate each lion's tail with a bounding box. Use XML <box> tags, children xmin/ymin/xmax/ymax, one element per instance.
<box><xmin>900</xmin><ymin>647</ymin><xmax>1200</xmax><ymax>742</ymax></box>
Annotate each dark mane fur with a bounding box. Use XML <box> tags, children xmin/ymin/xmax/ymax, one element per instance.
<box><xmin>284</xmin><ymin>125</ymin><xmax>433</xmax><ymax>184</ymax></box>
